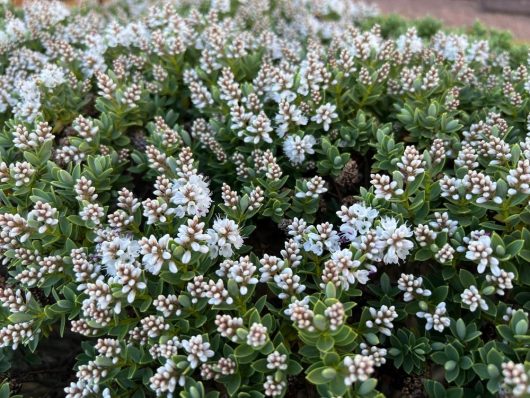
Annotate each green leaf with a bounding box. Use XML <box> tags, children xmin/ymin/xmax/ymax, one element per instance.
<box><xmin>358</xmin><ymin>378</ymin><xmax>377</xmax><ymax>395</ymax></box>
<box><xmin>472</xmin><ymin>363</ymin><xmax>489</xmax><ymax>379</ymax></box>
<box><xmin>455</xmin><ymin>319</ymin><xmax>466</xmax><ymax>340</ymax></box>
<box><xmin>67</xmin><ymin>215</ymin><xmax>86</xmax><ymax>227</ymax></box>
<box><xmin>415</xmin><ymin>247</ymin><xmax>432</xmax><ymax>261</ymax></box>
<box><xmin>8</xmin><ymin>312</ymin><xmax>34</xmax><ymax>323</ymax></box>
<box><xmin>431</xmin><ymin>285</ymin><xmax>449</xmax><ymax>302</ymax></box>
<box><xmin>251</xmin><ymin>359</ymin><xmax>269</xmax><ymax>373</ymax></box>
<box><xmin>506</xmin><ymin>240</ymin><xmax>524</xmax><ymax>256</ymax></box>
<box><xmin>0</xmin><ymin>383</ymin><xmax>10</xmax><ymax>398</ymax></box>
<box><xmin>287</xmin><ymin>360</ymin><xmax>303</xmax><ymax>375</ymax></box>
<box><xmin>316</xmin><ymin>335</ymin><xmax>334</xmax><ymax>352</ymax></box>
<box><xmin>223</xmin><ymin>373</ymin><xmax>241</xmax><ymax>396</ymax></box>
<box><xmin>459</xmin><ymin>269</ymin><xmax>476</xmax><ymax>288</ymax></box>
<box><xmin>306</xmin><ymin>367</ymin><xmax>331</xmax><ymax>385</ymax></box>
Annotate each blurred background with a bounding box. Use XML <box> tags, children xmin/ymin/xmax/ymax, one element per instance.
<box><xmin>371</xmin><ymin>0</ymin><xmax>530</xmax><ymax>40</ymax></box>
<box><xmin>8</xmin><ymin>0</ymin><xmax>530</xmax><ymax>40</ymax></box>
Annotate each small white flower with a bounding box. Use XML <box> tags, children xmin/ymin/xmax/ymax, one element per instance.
<box><xmin>149</xmin><ymin>359</ymin><xmax>185</xmax><ymax>397</ymax></box>
<box><xmin>38</xmin><ymin>64</ymin><xmax>66</xmax><ymax>88</ymax></box>
<box><xmin>375</xmin><ymin>217</ymin><xmax>414</xmax><ymax>264</ymax></box>
<box><xmin>266</xmin><ymin>351</ymin><xmax>288</xmax><ymax>370</ymax></box>
<box><xmin>228</xmin><ymin>256</ymin><xmax>258</xmax><ymax>295</ymax></box>
<box><xmin>208</xmin><ymin>217</ymin><xmax>244</xmax><ymax>258</ymax></box>
<box><xmin>27</xmin><ymin>201</ymin><xmax>58</xmax><ymax>234</ymax></box>
<box><xmin>139</xmin><ymin>234</ymin><xmax>176</xmax><ymax>275</ymax></box>
<box><xmin>371</xmin><ymin>174</ymin><xmax>404</xmax><ymax>200</ymax></box>
<box><xmin>502</xmin><ymin>361</ymin><xmax>530</xmax><ymax>397</ymax></box>
<box><xmin>337</xmin><ymin>203</ymin><xmax>379</xmax><ymax>241</ymax></box>
<box><xmin>296</xmin><ymin>176</ymin><xmax>327</xmax><ymax>199</ymax></box>
<box><xmin>397</xmin><ymin>273</ymin><xmax>431</xmax><ymax>302</ymax></box>
<box><xmin>246</xmin><ymin>322</ymin><xmax>268</xmax><ymax>348</ymax></box>
<box><xmin>465</xmin><ymin>234</ymin><xmax>500</xmax><ymax>276</ymax></box>
<box><xmin>311</xmin><ymin>103</ymin><xmax>338</xmax><ymax>131</ymax></box>
<box><xmin>343</xmin><ymin>355</ymin><xmax>374</xmax><ymax>385</ymax></box>
<box><xmin>366</xmin><ymin>305</ymin><xmax>398</xmax><ymax>336</ymax></box>
<box><xmin>417</xmin><ymin>302</ymin><xmax>450</xmax><ymax>332</ymax></box>
<box><xmin>330</xmin><ymin>249</ymin><xmax>363</xmax><ymax>288</ymax></box>
<box><xmin>461</xmin><ymin>285</ymin><xmax>488</xmax><ymax>312</ymax></box>
<box><xmin>273</xmin><ymin>267</ymin><xmax>305</xmax><ymax>299</ymax></box>
<box><xmin>171</xmin><ymin>174</ymin><xmax>212</xmax><ymax>218</ymax></box>
<box><xmin>304</xmin><ymin>222</ymin><xmax>340</xmax><ymax>255</ymax></box>
<box><xmin>181</xmin><ymin>335</ymin><xmax>214</xmax><ymax>369</ymax></box>
<box><xmin>244</xmin><ymin>111</ymin><xmax>273</xmax><ymax>144</ymax></box>
<box><xmin>283</xmin><ymin>134</ymin><xmax>316</xmax><ymax>165</ymax></box>
<box><xmin>175</xmin><ymin>216</ymin><xmax>210</xmax><ymax>264</ymax></box>
<box><xmin>100</xmin><ymin>236</ymin><xmax>140</xmax><ymax>275</ymax></box>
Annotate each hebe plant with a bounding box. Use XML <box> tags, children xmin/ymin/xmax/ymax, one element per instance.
<box><xmin>0</xmin><ymin>0</ymin><xmax>529</xmax><ymax>397</ymax></box>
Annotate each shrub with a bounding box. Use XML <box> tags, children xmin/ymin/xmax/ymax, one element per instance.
<box><xmin>0</xmin><ymin>1</ymin><xmax>529</xmax><ymax>397</ymax></box>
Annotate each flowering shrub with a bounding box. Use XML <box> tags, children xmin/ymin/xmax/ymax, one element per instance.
<box><xmin>1</xmin><ymin>0</ymin><xmax>530</xmax><ymax>397</ymax></box>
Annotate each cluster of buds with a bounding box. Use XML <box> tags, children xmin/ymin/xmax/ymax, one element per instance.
<box><xmin>366</xmin><ymin>305</ymin><xmax>398</xmax><ymax>336</ymax></box>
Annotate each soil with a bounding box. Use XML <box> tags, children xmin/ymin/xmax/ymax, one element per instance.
<box><xmin>6</xmin><ymin>330</ymin><xmax>83</xmax><ymax>397</ymax></box>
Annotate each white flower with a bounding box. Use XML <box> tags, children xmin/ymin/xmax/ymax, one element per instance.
<box><xmin>343</xmin><ymin>355</ymin><xmax>375</xmax><ymax>385</ymax></box>
<box><xmin>171</xmin><ymin>174</ymin><xmax>212</xmax><ymax>218</ymax></box>
<box><xmin>330</xmin><ymin>249</ymin><xmax>363</xmax><ymax>288</ymax></box>
<box><xmin>266</xmin><ymin>351</ymin><xmax>288</xmax><ymax>370</ymax></box>
<box><xmin>366</xmin><ymin>305</ymin><xmax>398</xmax><ymax>336</ymax></box>
<box><xmin>79</xmin><ymin>203</ymin><xmax>105</xmax><ymax>225</ymax></box>
<box><xmin>27</xmin><ymin>201</ymin><xmax>58</xmax><ymax>234</ymax></box>
<box><xmin>149</xmin><ymin>359</ymin><xmax>185</xmax><ymax>397</ymax></box>
<box><xmin>174</xmin><ymin>216</ymin><xmax>210</xmax><ymax>264</ymax></box>
<box><xmin>204</xmin><ymin>279</ymin><xmax>233</xmax><ymax>305</ymax></box>
<box><xmin>275</xmin><ymin>100</ymin><xmax>307</xmax><ymax>137</ymax></box>
<box><xmin>417</xmin><ymin>302</ymin><xmax>450</xmax><ymax>332</ymax></box>
<box><xmin>336</xmin><ymin>203</ymin><xmax>378</xmax><ymax>241</ymax></box>
<box><xmin>246</xmin><ymin>322</ymin><xmax>268</xmax><ymax>348</ymax></box>
<box><xmin>244</xmin><ymin>111</ymin><xmax>273</xmax><ymax>144</ymax></box>
<box><xmin>465</xmin><ymin>234</ymin><xmax>500</xmax><ymax>276</ymax></box>
<box><xmin>507</xmin><ymin>159</ymin><xmax>530</xmax><ymax>196</ymax></box>
<box><xmin>142</xmin><ymin>198</ymin><xmax>171</xmax><ymax>225</ymax></box>
<box><xmin>263</xmin><ymin>375</ymin><xmax>286</xmax><ymax>397</ymax></box>
<box><xmin>360</xmin><ymin>343</ymin><xmax>387</xmax><ymax>367</ymax></box>
<box><xmin>371</xmin><ymin>173</ymin><xmax>404</xmax><ymax>200</ymax></box>
<box><xmin>14</xmin><ymin>78</ymin><xmax>41</xmax><ymax>122</ymax></box>
<box><xmin>486</xmin><ymin>269</ymin><xmax>515</xmax><ymax>295</ymax></box>
<box><xmin>273</xmin><ymin>267</ymin><xmax>305</xmax><ymax>299</ymax></box>
<box><xmin>181</xmin><ymin>335</ymin><xmax>214</xmax><ymax>368</ymax></box>
<box><xmin>397</xmin><ymin>273</ymin><xmax>431</xmax><ymax>302</ymax></box>
<box><xmin>208</xmin><ymin>217</ymin><xmax>244</xmax><ymax>258</ymax></box>
<box><xmin>100</xmin><ymin>236</ymin><xmax>140</xmax><ymax>275</ymax></box>
<box><xmin>115</xmin><ymin>262</ymin><xmax>146</xmax><ymax>303</ymax></box>
<box><xmin>259</xmin><ymin>255</ymin><xmax>285</xmax><ymax>283</ymax></box>
<box><xmin>375</xmin><ymin>217</ymin><xmax>414</xmax><ymax>264</ymax></box>
<box><xmin>461</xmin><ymin>285</ymin><xmax>488</xmax><ymax>312</ymax></box>
<box><xmin>304</xmin><ymin>222</ymin><xmax>340</xmax><ymax>255</ymax></box>
<box><xmin>38</xmin><ymin>64</ymin><xmax>66</xmax><ymax>88</ymax></box>
<box><xmin>396</xmin><ymin>28</ymin><xmax>423</xmax><ymax>54</ymax></box>
<box><xmin>502</xmin><ymin>361</ymin><xmax>530</xmax><ymax>397</ymax></box>
<box><xmin>283</xmin><ymin>134</ymin><xmax>316</xmax><ymax>165</ymax></box>
<box><xmin>139</xmin><ymin>234</ymin><xmax>176</xmax><ymax>275</ymax></box>
<box><xmin>311</xmin><ymin>103</ymin><xmax>338</xmax><ymax>131</ymax></box>
<box><xmin>228</xmin><ymin>256</ymin><xmax>258</xmax><ymax>295</ymax></box>
<box><xmin>296</xmin><ymin>176</ymin><xmax>327</xmax><ymax>199</ymax></box>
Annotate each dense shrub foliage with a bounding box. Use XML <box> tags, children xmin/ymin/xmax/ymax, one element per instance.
<box><xmin>1</xmin><ymin>0</ymin><xmax>530</xmax><ymax>397</ymax></box>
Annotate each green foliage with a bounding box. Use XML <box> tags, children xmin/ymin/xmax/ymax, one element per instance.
<box><xmin>0</xmin><ymin>1</ymin><xmax>528</xmax><ymax>397</ymax></box>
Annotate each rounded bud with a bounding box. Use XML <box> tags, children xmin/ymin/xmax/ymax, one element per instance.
<box><xmin>444</xmin><ymin>360</ymin><xmax>457</xmax><ymax>371</ymax></box>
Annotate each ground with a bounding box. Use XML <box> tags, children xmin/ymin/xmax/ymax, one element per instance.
<box><xmin>371</xmin><ymin>0</ymin><xmax>530</xmax><ymax>41</ymax></box>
